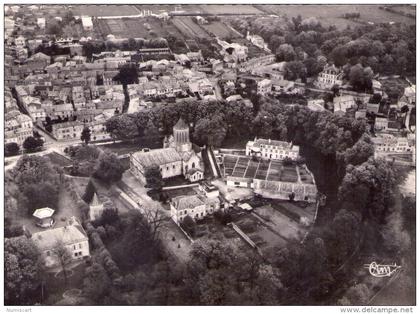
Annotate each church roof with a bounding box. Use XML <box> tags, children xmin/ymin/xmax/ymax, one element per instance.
<box><xmin>173</xmin><ymin>118</ymin><xmax>188</xmax><ymax>130</ymax></box>
<box><xmin>132</xmin><ymin>148</ymin><xmax>182</xmax><ymax>168</ymax></box>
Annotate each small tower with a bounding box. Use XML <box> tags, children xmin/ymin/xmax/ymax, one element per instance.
<box><xmin>173</xmin><ymin>118</ymin><xmax>192</xmax><ymax>153</ymax></box>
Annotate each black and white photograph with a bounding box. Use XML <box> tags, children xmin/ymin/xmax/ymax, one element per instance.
<box><xmin>3</xmin><ymin>2</ymin><xmax>417</xmax><ymax>310</ymax></box>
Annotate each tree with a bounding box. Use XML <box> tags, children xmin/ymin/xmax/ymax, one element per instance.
<box><xmin>83</xmin><ymin>262</ymin><xmax>111</xmax><ymax>302</ymax></box>
<box><xmin>51</xmin><ymin>241</ymin><xmax>72</xmax><ymax>285</ymax></box>
<box><xmin>5</xmin><ymin>142</ymin><xmax>20</xmax><ymax>157</ymax></box>
<box><xmin>348</xmin><ymin>64</ymin><xmax>373</xmax><ymax>92</ymax></box>
<box><xmin>80</xmin><ymin>126</ymin><xmax>91</xmax><ymax>145</ymax></box>
<box><xmin>144</xmin><ymin>165</ymin><xmax>163</xmax><ymax>191</ymax></box>
<box><xmin>105</xmin><ymin>114</ymin><xmax>139</xmax><ymax>140</ymax></box>
<box><xmin>12</xmin><ymin>155</ymin><xmax>61</xmax><ymax>215</ymax></box>
<box><xmin>23</xmin><ymin>136</ymin><xmax>43</xmax><ymax>153</ymax></box>
<box><xmin>181</xmin><ymin>215</ymin><xmax>196</xmax><ymax>237</ymax></box>
<box><xmin>113</xmin><ymin>63</ymin><xmax>139</xmax><ymax>86</ymax></box>
<box><xmin>193</xmin><ymin>116</ymin><xmax>227</xmax><ymax>147</ymax></box>
<box><xmin>284</xmin><ymin>61</ymin><xmax>307</xmax><ymax>81</ymax></box>
<box><xmin>276</xmin><ymin>43</ymin><xmax>296</xmax><ymax>62</ymax></box>
<box><xmin>5</xmin><ymin>237</ymin><xmax>42</xmax><ymax>305</ymax></box>
<box><xmin>338</xmin><ymin>157</ymin><xmax>395</xmax><ymax>222</ymax></box>
<box><xmin>93</xmin><ymin>152</ymin><xmax>125</xmax><ymax>184</ymax></box>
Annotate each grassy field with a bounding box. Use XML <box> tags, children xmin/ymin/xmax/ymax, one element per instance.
<box><xmin>264</xmin><ymin>4</ymin><xmax>415</xmax><ymax>29</ymax></box>
<box><xmin>201</xmin><ymin>21</ymin><xmax>240</xmax><ymax>39</ymax></box>
<box><xmin>199</xmin><ymin>5</ymin><xmax>264</xmax><ymax>15</ymax></box>
<box><xmin>172</xmin><ymin>17</ymin><xmax>210</xmax><ymax>40</ymax></box>
<box><xmin>96</xmin><ymin>17</ymin><xmax>184</xmax><ymax>40</ymax></box>
<box><xmin>71</xmin><ymin>5</ymin><xmax>140</xmax><ymax>17</ymax></box>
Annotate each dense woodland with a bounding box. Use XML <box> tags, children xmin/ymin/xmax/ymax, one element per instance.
<box><xmin>230</xmin><ymin>15</ymin><xmax>415</xmax><ymax>79</ymax></box>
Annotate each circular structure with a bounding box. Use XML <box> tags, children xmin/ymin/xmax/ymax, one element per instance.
<box><xmin>33</xmin><ymin>207</ymin><xmax>55</xmax><ymax>228</ymax></box>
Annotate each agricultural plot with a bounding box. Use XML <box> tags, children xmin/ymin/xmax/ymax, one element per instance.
<box><xmin>71</xmin><ymin>5</ymin><xmax>140</xmax><ymax>17</ymax></box>
<box><xmin>96</xmin><ymin>17</ymin><xmax>184</xmax><ymax>40</ymax></box>
<box><xmin>172</xmin><ymin>17</ymin><xmax>210</xmax><ymax>39</ymax></box>
<box><xmin>264</xmin><ymin>4</ymin><xmax>415</xmax><ymax>29</ymax></box>
<box><xmin>199</xmin><ymin>4</ymin><xmax>264</xmax><ymax>15</ymax></box>
<box><xmin>201</xmin><ymin>21</ymin><xmax>240</xmax><ymax>39</ymax></box>
<box><xmin>223</xmin><ymin>154</ymin><xmax>300</xmax><ymax>183</ymax></box>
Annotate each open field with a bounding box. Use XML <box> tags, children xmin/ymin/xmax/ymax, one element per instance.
<box><xmin>199</xmin><ymin>5</ymin><xmax>264</xmax><ymax>15</ymax></box>
<box><xmin>96</xmin><ymin>17</ymin><xmax>184</xmax><ymax>40</ymax></box>
<box><xmin>201</xmin><ymin>21</ymin><xmax>240</xmax><ymax>39</ymax></box>
<box><xmin>71</xmin><ymin>5</ymin><xmax>140</xmax><ymax>17</ymax></box>
<box><xmin>172</xmin><ymin>17</ymin><xmax>210</xmax><ymax>39</ymax></box>
<box><xmin>263</xmin><ymin>4</ymin><xmax>415</xmax><ymax>29</ymax></box>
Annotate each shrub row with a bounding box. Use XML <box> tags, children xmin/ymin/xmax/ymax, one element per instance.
<box><xmin>84</xmin><ymin>222</ymin><xmax>123</xmax><ymax>286</ymax></box>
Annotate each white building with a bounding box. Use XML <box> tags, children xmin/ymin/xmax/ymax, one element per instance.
<box><xmin>81</xmin><ymin>16</ymin><xmax>93</xmax><ymax>31</ymax></box>
<box><xmin>246</xmin><ymin>31</ymin><xmax>269</xmax><ymax>51</ymax></box>
<box><xmin>31</xmin><ymin>217</ymin><xmax>90</xmax><ymax>267</ymax></box>
<box><xmin>257</xmin><ymin>79</ymin><xmax>272</xmax><ymax>95</ymax></box>
<box><xmin>246</xmin><ymin>138</ymin><xmax>300</xmax><ymax>160</ymax></box>
<box><xmin>316</xmin><ymin>64</ymin><xmax>344</xmax><ymax>89</ymax></box>
<box><xmin>170</xmin><ymin>182</ymin><xmax>222</xmax><ymax>224</ymax></box>
<box><xmin>37</xmin><ymin>17</ymin><xmax>46</xmax><ymax>29</ymax></box>
<box><xmin>371</xmin><ymin>134</ymin><xmax>414</xmax><ymax>159</ymax></box>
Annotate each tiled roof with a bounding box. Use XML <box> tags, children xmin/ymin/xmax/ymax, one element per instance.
<box><xmin>172</xmin><ymin>195</ymin><xmax>205</xmax><ymax>211</ymax></box>
<box><xmin>132</xmin><ymin>148</ymin><xmax>181</xmax><ymax>169</ymax></box>
<box><xmin>32</xmin><ymin>218</ymin><xmax>88</xmax><ymax>251</ymax></box>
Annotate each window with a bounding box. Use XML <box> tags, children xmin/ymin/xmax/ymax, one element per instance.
<box><xmin>79</xmin><ymin>243</ymin><xmax>82</xmax><ymax>249</ymax></box>
<box><xmin>46</xmin><ymin>251</ymin><xmax>50</xmax><ymax>256</ymax></box>
<box><xmin>73</xmin><ymin>245</ymin><xmax>76</xmax><ymax>250</ymax></box>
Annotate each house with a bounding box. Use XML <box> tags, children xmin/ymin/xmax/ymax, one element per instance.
<box><xmin>31</xmin><ymin>216</ymin><xmax>90</xmax><ymax>267</ymax></box>
<box><xmin>170</xmin><ymin>195</ymin><xmax>206</xmax><ymax>224</ymax></box>
<box><xmin>246</xmin><ymin>138</ymin><xmax>300</xmax><ymax>160</ymax></box>
<box><xmin>81</xmin><ymin>16</ymin><xmax>93</xmax><ymax>31</ymax></box>
<box><xmin>246</xmin><ymin>31</ymin><xmax>269</xmax><ymax>51</ymax></box>
<box><xmin>238</xmin><ymin>55</ymin><xmax>276</xmax><ymax>73</ymax></box>
<box><xmin>26</xmin><ymin>52</ymin><xmax>50</xmax><ymax>72</ymax></box>
<box><xmin>130</xmin><ymin>118</ymin><xmax>204</xmax><ymax>183</ymax></box>
<box><xmin>37</xmin><ymin>17</ymin><xmax>46</xmax><ymax>29</ymax></box>
<box><xmin>216</xmin><ymin>38</ymin><xmax>248</xmax><ymax>63</ymax></box>
<box><xmin>333</xmin><ymin>95</ymin><xmax>356</xmax><ymax>114</ymax></box>
<box><xmin>272</xmin><ymin>79</ymin><xmax>294</xmax><ymax>94</ymax></box>
<box><xmin>375</xmin><ymin>117</ymin><xmax>388</xmax><ymax>131</ymax></box>
<box><xmin>5</xmin><ymin>113</ymin><xmax>33</xmax><ymax>145</ymax></box>
<box><xmin>257</xmin><ymin>79</ymin><xmax>272</xmax><ymax>95</ymax></box>
<box><xmin>307</xmin><ymin>99</ymin><xmax>325</xmax><ymax>112</ymax></box>
<box><xmin>171</xmin><ymin>182</ymin><xmax>222</xmax><ymax>225</ymax></box>
<box><xmin>315</xmin><ymin>64</ymin><xmax>344</xmax><ymax>89</ymax></box>
<box><xmin>15</xmin><ymin>35</ymin><xmax>26</xmax><ymax>48</ymax></box>
<box><xmin>51</xmin><ymin>121</ymin><xmax>84</xmax><ymax>141</ymax></box>
<box><xmin>371</xmin><ymin>134</ymin><xmax>414</xmax><ymax>159</ymax></box>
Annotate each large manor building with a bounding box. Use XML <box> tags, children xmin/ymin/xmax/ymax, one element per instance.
<box><xmin>130</xmin><ymin>118</ymin><xmax>204</xmax><ymax>183</ymax></box>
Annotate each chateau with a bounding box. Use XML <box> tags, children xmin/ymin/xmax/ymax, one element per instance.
<box><xmin>246</xmin><ymin>138</ymin><xmax>300</xmax><ymax>161</ymax></box>
<box><xmin>130</xmin><ymin>118</ymin><xmax>204</xmax><ymax>183</ymax></box>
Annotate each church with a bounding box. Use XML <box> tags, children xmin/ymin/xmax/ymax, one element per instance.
<box><xmin>130</xmin><ymin>118</ymin><xmax>204</xmax><ymax>183</ymax></box>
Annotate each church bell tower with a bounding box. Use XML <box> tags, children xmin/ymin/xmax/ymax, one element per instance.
<box><xmin>173</xmin><ymin>118</ymin><xmax>192</xmax><ymax>153</ymax></box>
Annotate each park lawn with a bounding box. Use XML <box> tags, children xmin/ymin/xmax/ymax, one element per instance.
<box><xmin>15</xmin><ymin>185</ymin><xmax>83</xmax><ymax>235</ymax></box>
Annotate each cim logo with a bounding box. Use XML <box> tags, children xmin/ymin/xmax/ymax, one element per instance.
<box><xmin>364</xmin><ymin>262</ymin><xmax>401</xmax><ymax>278</ymax></box>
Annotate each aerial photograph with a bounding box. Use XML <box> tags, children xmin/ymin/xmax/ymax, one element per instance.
<box><xmin>3</xmin><ymin>3</ymin><xmax>416</xmax><ymax>309</ymax></box>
